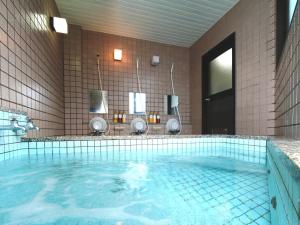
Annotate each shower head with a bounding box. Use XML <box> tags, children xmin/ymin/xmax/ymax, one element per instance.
<box><xmin>96</xmin><ymin>54</ymin><xmax>100</xmax><ymax>65</ymax></box>
<box><xmin>171</xmin><ymin>63</ymin><xmax>175</xmax><ymax>73</ymax></box>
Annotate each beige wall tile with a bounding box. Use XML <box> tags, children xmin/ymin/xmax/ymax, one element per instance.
<box><xmin>275</xmin><ymin>1</ymin><xmax>300</xmax><ymax>139</ymax></box>
<box><xmin>64</xmin><ymin>26</ymin><xmax>191</xmax><ymax>135</ymax></box>
<box><xmin>0</xmin><ymin>0</ymin><xmax>64</xmax><ymax>137</ymax></box>
<box><xmin>189</xmin><ymin>0</ymin><xmax>276</xmax><ymax>136</ymax></box>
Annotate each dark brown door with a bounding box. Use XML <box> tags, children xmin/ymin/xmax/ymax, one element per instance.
<box><xmin>202</xmin><ymin>33</ymin><xmax>235</xmax><ymax>134</ymax></box>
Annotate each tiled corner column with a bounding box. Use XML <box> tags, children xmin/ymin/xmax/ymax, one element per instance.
<box><xmin>0</xmin><ymin>108</ymin><xmax>28</xmax><ymax>161</ymax></box>
<box><xmin>267</xmin><ymin>140</ymin><xmax>300</xmax><ymax>225</ymax></box>
<box><xmin>275</xmin><ymin>1</ymin><xmax>300</xmax><ymax>139</ymax></box>
<box><xmin>64</xmin><ymin>25</ymin><xmax>83</xmax><ymax>135</ymax></box>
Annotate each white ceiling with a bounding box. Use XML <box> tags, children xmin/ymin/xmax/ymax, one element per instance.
<box><xmin>55</xmin><ymin>0</ymin><xmax>239</xmax><ymax>47</ymax></box>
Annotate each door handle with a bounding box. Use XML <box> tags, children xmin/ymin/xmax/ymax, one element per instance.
<box><xmin>204</xmin><ymin>98</ymin><xmax>211</xmax><ymax>102</ymax></box>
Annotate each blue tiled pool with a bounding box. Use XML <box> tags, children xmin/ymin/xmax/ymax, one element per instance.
<box><xmin>0</xmin><ymin>109</ymin><xmax>274</xmax><ymax>225</ymax></box>
<box><xmin>0</xmin><ymin>153</ymin><xmax>270</xmax><ymax>225</ymax></box>
<box><xmin>1</xmin><ymin>108</ymin><xmax>300</xmax><ymax>225</ymax></box>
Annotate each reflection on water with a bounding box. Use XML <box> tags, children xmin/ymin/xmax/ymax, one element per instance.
<box><xmin>122</xmin><ymin>162</ymin><xmax>148</xmax><ymax>190</ymax></box>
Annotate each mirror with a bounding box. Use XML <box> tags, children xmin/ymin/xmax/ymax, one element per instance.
<box><xmin>129</xmin><ymin>92</ymin><xmax>146</xmax><ymax>114</ymax></box>
<box><xmin>164</xmin><ymin>95</ymin><xmax>179</xmax><ymax>115</ymax></box>
<box><xmin>89</xmin><ymin>90</ymin><xmax>108</xmax><ymax>113</ymax></box>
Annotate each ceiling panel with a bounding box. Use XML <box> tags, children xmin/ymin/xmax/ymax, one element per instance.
<box><xmin>55</xmin><ymin>0</ymin><xmax>239</xmax><ymax>47</ymax></box>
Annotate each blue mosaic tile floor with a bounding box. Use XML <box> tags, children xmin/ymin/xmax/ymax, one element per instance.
<box><xmin>158</xmin><ymin>159</ymin><xmax>270</xmax><ymax>225</ymax></box>
<box><xmin>0</xmin><ymin>155</ymin><xmax>270</xmax><ymax>225</ymax></box>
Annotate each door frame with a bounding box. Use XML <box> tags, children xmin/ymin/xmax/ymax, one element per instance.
<box><xmin>202</xmin><ymin>33</ymin><xmax>236</xmax><ymax>134</ymax></box>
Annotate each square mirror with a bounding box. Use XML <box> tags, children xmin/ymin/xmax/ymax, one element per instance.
<box><xmin>164</xmin><ymin>95</ymin><xmax>179</xmax><ymax>115</ymax></box>
<box><xmin>129</xmin><ymin>92</ymin><xmax>146</xmax><ymax>114</ymax></box>
<box><xmin>89</xmin><ymin>90</ymin><xmax>108</xmax><ymax>113</ymax></box>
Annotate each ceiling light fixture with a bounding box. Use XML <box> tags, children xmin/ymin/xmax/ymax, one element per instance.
<box><xmin>50</xmin><ymin>17</ymin><xmax>68</xmax><ymax>34</ymax></box>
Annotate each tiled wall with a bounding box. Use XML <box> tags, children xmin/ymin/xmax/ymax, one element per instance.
<box><xmin>0</xmin><ymin>0</ymin><xmax>65</xmax><ymax>137</ymax></box>
<box><xmin>3</xmin><ymin>0</ymin><xmax>296</xmax><ymax>139</ymax></box>
<box><xmin>275</xmin><ymin>2</ymin><xmax>300</xmax><ymax>139</ymax></box>
<box><xmin>26</xmin><ymin>137</ymin><xmax>267</xmax><ymax>165</ymax></box>
<box><xmin>189</xmin><ymin>0</ymin><xmax>276</xmax><ymax>136</ymax></box>
<box><xmin>64</xmin><ymin>25</ymin><xmax>82</xmax><ymax>134</ymax></box>
<box><xmin>64</xmin><ymin>25</ymin><xmax>192</xmax><ymax>135</ymax></box>
<box><xmin>0</xmin><ymin>108</ymin><xmax>28</xmax><ymax>161</ymax></box>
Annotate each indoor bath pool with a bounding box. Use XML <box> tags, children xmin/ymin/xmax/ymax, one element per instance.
<box><xmin>0</xmin><ymin>152</ymin><xmax>270</xmax><ymax>225</ymax></box>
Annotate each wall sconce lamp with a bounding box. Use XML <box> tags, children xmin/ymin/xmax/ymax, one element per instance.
<box><xmin>50</xmin><ymin>17</ymin><xmax>68</xmax><ymax>34</ymax></box>
<box><xmin>114</xmin><ymin>49</ymin><xmax>122</xmax><ymax>61</ymax></box>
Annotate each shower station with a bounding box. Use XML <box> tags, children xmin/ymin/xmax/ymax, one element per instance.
<box><xmin>88</xmin><ymin>53</ymin><xmax>182</xmax><ymax>136</ymax></box>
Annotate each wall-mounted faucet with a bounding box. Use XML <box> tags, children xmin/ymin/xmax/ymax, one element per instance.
<box><xmin>0</xmin><ymin>117</ymin><xmax>39</xmax><ymax>133</ymax></box>
<box><xmin>0</xmin><ymin>118</ymin><xmax>26</xmax><ymax>132</ymax></box>
<box><xmin>25</xmin><ymin>117</ymin><xmax>39</xmax><ymax>131</ymax></box>
<box><xmin>11</xmin><ymin>118</ymin><xmax>26</xmax><ymax>132</ymax></box>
